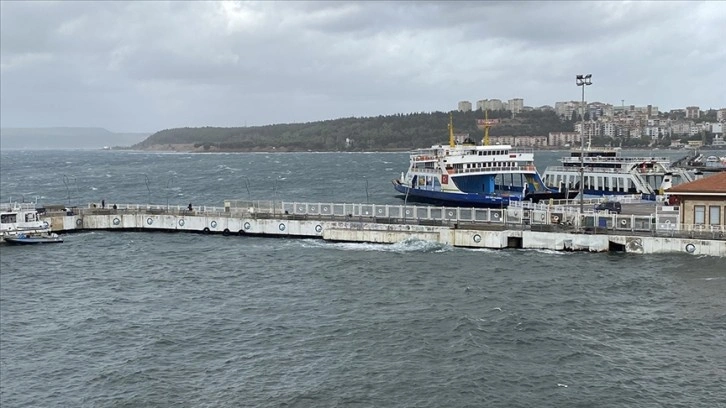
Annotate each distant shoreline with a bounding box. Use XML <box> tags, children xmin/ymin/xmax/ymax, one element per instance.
<box><xmin>115</xmin><ymin>145</ymin><xmax>712</xmax><ymax>154</ymax></box>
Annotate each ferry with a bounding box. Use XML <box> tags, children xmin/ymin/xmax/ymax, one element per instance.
<box><xmin>541</xmin><ymin>145</ymin><xmax>696</xmax><ymax>200</ymax></box>
<box><xmin>1</xmin><ymin>202</ymin><xmax>52</xmax><ymax>243</ymax></box>
<box><xmin>678</xmin><ymin>153</ymin><xmax>726</xmax><ymax>172</ymax></box>
<box><xmin>392</xmin><ymin>115</ymin><xmax>575</xmax><ymax>207</ymax></box>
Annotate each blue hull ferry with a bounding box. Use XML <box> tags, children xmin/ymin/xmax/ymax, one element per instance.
<box><xmin>392</xmin><ymin>115</ymin><xmax>574</xmax><ymax>208</ymax></box>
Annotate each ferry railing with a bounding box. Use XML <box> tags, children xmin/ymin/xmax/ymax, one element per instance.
<box><xmin>560</xmin><ymin>156</ymin><xmax>672</xmax><ymax>163</ymax></box>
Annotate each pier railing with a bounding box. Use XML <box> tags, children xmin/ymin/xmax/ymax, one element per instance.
<box><xmin>65</xmin><ymin>200</ymin><xmax>725</xmax><ymax>241</ymax></box>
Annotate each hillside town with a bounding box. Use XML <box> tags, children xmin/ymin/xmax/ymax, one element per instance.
<box><xmin>457</xmin><ymin>98</ymin><xmax>726</xmax><ymax>148</ymax></box>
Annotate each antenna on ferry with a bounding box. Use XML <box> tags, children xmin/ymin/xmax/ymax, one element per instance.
<box><xmin>483</xmin><ymin>109</ymin><xmax>490</xmax><ymax>146</ymax></box>
<box><xmin>448</xmin><ymin>113</ymin><xmax>455</xmax><ymax>147</ymax></box>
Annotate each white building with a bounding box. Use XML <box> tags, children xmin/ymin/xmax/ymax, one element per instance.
<box><xmin>712</xmin><ymin>134</ymin><xmax>726</xmax><ymax>147</ymax></box>
<box><xmin>458</xmin><ymin>101</ymin><xmax>472</xmax><ymax>112</ymax></box>
<box><xmin>507</xmin><ymin>98</ymin><xmax>524</xmax><ymax>114</ymax></box>
<box><xmin>475</xmin><ymin>99</ymin><xmax>505</xmax><ymax>111</ymax></box>
<box><xmin>711</xmin><ymin>123</ymin><xmax>723</xmax><ymax>135</ymax></box>
<box><xmin>602</xmin><ymin>122</ymin><xmax>618</xmax><ymax>138</ymax></box>
<box><xmin>548</xmin><ymin>132</ymin><xmax>581</xmax><ymax>147</ymax></box>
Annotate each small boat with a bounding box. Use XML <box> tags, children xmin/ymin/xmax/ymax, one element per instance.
<box><xmin>1</xmin><ymin>202</ymin><xmax>52</xmax><ymax>243</ymax></box>
<box><xmin>392</xmin><ymin>114</ymin><xmax>576</xmax><ymax>207</ymax></box>
<box><xmin>4</xmin><ymin>232</ymin><xmax>63</xmax><ymax>245</ymax></box>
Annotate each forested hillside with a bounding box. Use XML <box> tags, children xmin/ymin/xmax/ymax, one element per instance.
<box><xmin>132</xmin><ymin>110</ymin><xmax>574</xmax><ymax>151</ymax></box>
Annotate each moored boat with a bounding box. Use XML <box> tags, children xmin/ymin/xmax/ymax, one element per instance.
<box><xmin>4</xmin><ymin>232</ymin><xmax>63</xmax><ymax>245</ymax></box>
<box><xmin>1</xmin><ymin>202</ymin><xmax>52</xmax><ymax>243</ymax></box>
<box><xmin>541</xmin><ymin>146</ymin><xmax>697</xmax><ymax>200</ymax></box>
<box><xmin>392</xmin><ymin>115</ymin><xmax>575</xmax><ymax>207</ymax></box>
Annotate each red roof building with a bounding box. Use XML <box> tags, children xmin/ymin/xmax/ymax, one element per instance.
<box><xmin>667</xmin><ymin>172</ymin><xmax>726</xmax><ymax>227</ymax></box>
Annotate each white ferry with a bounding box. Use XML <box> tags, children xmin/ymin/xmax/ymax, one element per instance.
<box><xmin>392</xmin><ymin>115</ymin><xmax>575</xmax><ymax>207</ymax></box>
<box><xmin>541</xmin><ymin>147</ymin><xmax>696</xmax><ymax>200</ymax></box>
<box><xmin>1</xmin><ymin>202</ymin><xmax>51</xmax><ymax>243</ymax></box>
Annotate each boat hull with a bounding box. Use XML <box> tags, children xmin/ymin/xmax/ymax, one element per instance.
<box><xmin>393</xmin><ymin>180</ymin><xmax>512</xmax><ymax>208</ymax></box>
<box><xmin>4</xmin><ymin>235</ymin><xmax>63</xmax><ymax>245</ymax></box>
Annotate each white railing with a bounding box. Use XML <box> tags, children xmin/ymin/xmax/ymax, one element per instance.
<box><xmin>72</xmin><ymin>201</ymin><xmax>725</xmax><ymax>240</ymax></box>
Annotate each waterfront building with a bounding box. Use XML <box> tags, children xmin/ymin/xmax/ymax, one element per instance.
<box><xmin>667</xmin><ymin>172</ymin><xmax>726</xmax><ymax>228</ymax></box>
<box><xmin>489</xmin><ymin>135</ymin><xmax>547</xmax><ymax>148</ymax></box>
<box><xmin>548</xmin><ymin>132</ymin><xmax>580</xmax><ymax>147</ymax></box>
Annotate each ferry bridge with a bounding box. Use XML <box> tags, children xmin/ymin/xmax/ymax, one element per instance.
<box><xmin>39</xmin><ymin>198</ymin><xmax>726</xmax><ymax>256</ymax></box>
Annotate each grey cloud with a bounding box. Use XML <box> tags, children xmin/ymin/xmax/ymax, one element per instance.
<box><xmin>1</xmin><ymin>1</ymin><xmax>724</xmax><ymax>132</ymax></box>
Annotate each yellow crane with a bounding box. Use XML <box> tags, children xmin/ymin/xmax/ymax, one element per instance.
<box><xmin>482</xmin><ymin>110</ymin><xmax>491</xmax><ymax>146</ymax></box>
<box><xmin>448</xmin><ymin>113</ymin><xmax>455</xmax><ymax>148</ymax></box>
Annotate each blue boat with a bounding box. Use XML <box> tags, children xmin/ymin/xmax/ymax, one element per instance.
<box><xmin>392</xmin><ymin>115</ymin><xmax>575</xmax><ymax>208</ymax></box>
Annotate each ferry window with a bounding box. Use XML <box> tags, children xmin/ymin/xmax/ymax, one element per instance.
<box><xmin>709</xmin><ymin>206</ymin><xmax>721</xmax><ymax>225</ymax></box>
<box><xmin>694</xmin><ymin>205</ymin><xmax>705</xmax><ymax>225</ymax></box>
<box><xmin>1</xmin><ymin>214</ymin><xmax>17</xmax><ymax>223</ymax></box>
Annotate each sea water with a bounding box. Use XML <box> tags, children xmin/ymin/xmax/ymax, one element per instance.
<box><xmin>1</xmin><ymin>150</ymin><xmax>724</xmax><ymax>407</ymax></box>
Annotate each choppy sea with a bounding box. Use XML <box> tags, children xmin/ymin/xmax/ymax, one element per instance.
<box><xmin>1</xmin><ymin>149</ymin><xmax>724</xmax><ymax>407</ymax></box>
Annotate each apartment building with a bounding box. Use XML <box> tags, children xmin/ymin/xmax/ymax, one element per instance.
<box><xmin>507</xmin><ymin>98</ymin><xmax>524</xmax><ymax>114</ymax></box>
<box><xmin>575</xmin><ymin>121</ymin><xmax>601</xmax><ymax>141</ymax></box>
<box><xmin>712</xmin><ymin>123</ymin><xmax>724</xmax><ymax>135</ymax></box>
<box><xmin>685</xmin><ymin>106</ymin><xmax>700</xmax><ymax>119</ymax></box>
<box><xmin>475</xmin><ymin>99</ymin><xmax>505</xmax><ymax>111</ymax></box>
<box><xmin>548</xmin><ymin>132</ymin><xmax>580</xmax><ymax>147</ymax></box>
<box><xmin>601</xmin><ymin>121</ymin><xmax>618</xmax><ymax>138</ymax></box>
<box><xmin>489</xmin><ymin>135</ymin><xmax>548</xmax><ymax>148</ymax></box>
<box><xmin>554</xmin><ymin>101</ymin><xmax>580</xmax><ymax>119</ymax></box>
<box><xmin>458</xmin><ymin>101</ymin><xmax>472</xmax><ymax>112</ymax></box>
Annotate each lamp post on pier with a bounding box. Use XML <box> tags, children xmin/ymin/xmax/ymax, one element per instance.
<box><xmin>144</xmin><ymin>174</ymin><xmax>151</xmax><ymax>206</ymax></box>
<box><xmin>576</xmin><ymin>74</ymin><xmax>592</xmax><ymax>215</ymax></box>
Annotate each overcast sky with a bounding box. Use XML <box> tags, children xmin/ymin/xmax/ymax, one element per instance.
<box><xmin>1</xmin><ymin>1</ymin><xmax>724</xmax><ymax>133</ymax></box>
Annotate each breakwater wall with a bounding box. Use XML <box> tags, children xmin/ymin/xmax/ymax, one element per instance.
<box><xmin>40</xmin><ymin>201</ymin><xmax>726</xmax><ymax>256</ymax></box>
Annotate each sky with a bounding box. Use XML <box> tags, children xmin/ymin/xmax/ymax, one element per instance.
<box><xmin>1</xmin><ymin>1</ymin><xmax>724</xmax><ymax>133</ymax></box>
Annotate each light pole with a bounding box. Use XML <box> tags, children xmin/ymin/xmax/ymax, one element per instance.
<box><xmin>273</xmin><ymin>176</ymin><xmax>282</xmax><ymax>215</ymax></box>
<box><xmin>576</xmin><ymin>74</ymin><xmax>592</xmax><ymax>215</ymax></box>
<box><xmin>364</xmin><ymin>177</ymin><xmax>369</xmax><ymax>204</ymax></box>
<box><xmin>165</xmin><ymin>176</ymin><xmax>176</xmax><ymax>210</ymax></box>
<box><xmin>243</xmin><ymin>176</ymin><xmax>251</xmax><ymax>202</ymax></box>
<box><xmin>62</xmin><ymin>175</ymin><xmax>71</xmax><ymax>206</ymax></box>
<box><xmin>144</xmin><ymin>174</ymin><xmax>151</xmax><ymax>205</ymax></box>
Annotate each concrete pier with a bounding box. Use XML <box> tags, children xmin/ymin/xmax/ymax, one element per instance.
<box><xmin>40</xmin><ymin>200</ymin><xmax>726</xmax><ymax>256</ymax></box>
